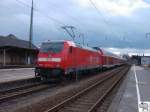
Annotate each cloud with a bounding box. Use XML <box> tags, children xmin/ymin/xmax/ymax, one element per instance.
<box><xmin>104</xmin><ymin>47</ymin><xmax>150</xmax><ymax>56</ymax></box>
<box><xmin>0</xmin><ymin>0</ymin><xmax>150</xmax><ymax>50</ymax></box>
<box><xmin>76</xmin><ymin>0</ymin><xmax>150</xmax><ymax>16</ymax></box>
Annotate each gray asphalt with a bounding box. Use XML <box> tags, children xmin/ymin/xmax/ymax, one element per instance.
<box><xmin>109</xmin><ymin>66</ymin><xmax>150</xmax><ymax>112</ymax></box>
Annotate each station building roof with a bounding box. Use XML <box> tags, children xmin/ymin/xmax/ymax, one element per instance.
<box><xmin>0</xmin><ymin>34</ymin><xmax>38</xmax><ymax>50</ymax></box>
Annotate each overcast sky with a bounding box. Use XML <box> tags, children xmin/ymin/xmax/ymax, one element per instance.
<box><xmin>0</xmin><ymin>0</ymin><xmax>150</xmax><ymax>53</ymax></box>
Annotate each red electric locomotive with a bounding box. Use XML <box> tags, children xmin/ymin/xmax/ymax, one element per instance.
<box><xmin>35</xmin><ymin>40</ymin><xmax>102</xmax><ymax>80</ymax></box>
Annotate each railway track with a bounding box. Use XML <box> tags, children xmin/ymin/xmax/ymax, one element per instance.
<box><xmin>0</xmin><ymin>77</ymin><xmax>41</xmax><ymax>92</ymax></box>
<box><xmin>0</xmin><ymin>81</ymin><xmax>52</xmax><ymax>103</ymax></box>
<box><xmin>44</xmin><ymin>66</ymin><xmax>129</xmax><ymax>112</ymax></box>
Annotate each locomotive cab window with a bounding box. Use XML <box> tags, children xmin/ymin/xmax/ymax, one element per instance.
<box><xmin>69</xmin><ymin>46</ymin><xmax>73</xmax><ymax>53</ymax></box>
<box><xmin>40</xmin><ymin>42</ymin><xmax>64</xmax><ymax>53</ymax></box>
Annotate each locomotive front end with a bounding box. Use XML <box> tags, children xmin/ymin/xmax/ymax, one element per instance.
<box><xmin>35</xmin><ymin>41</ymin><xmax>65</xmax><ymax>80</ymax></box>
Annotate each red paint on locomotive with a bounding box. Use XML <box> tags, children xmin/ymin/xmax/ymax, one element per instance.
<box><xmin>35</xmin><ymin>41</ymin><xmax>103</xmax><ymax>79</ymax></box>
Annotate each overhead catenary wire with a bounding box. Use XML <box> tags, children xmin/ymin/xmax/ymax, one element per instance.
<box><xmin>16</xmin><ymin>0</ymin><xmax>88</xmax><ymax>44</ymax></box>
<box><xmin>15</xmin><ymin>0</ymin><xmax>118</xmax><ymax>46</ymax></box>
<box><xmin>15</xmin><ymin>0</ymin><xmax>106</xmax><ymax>45</ymax></box>
<box><xmin>15</xmin><ymin>0</ymin><xmax>110</xmax><ymax>46</ymax></box>
<box><xmin>90</xmin><ymin>0</ymin><xmax>127</xmax><ymax>43</ymax></box>
<box><xmin>16</xmin><ymin>0</ymin><xmax>31</xmax><ymax>8</ymax></box>
<box><xmin>89</xmin><ymin>0</ymin><xmax>121</xmax><ymax>39</ymax></box>
<box><xmin>15</xmin><ymin>0</ymin><xmax>65</xmax><ymax>26</ymax></box>
<box><xmin>46</xmin><ymin>2</ymin><xmax>86</xmax><ymax>29</ymax></box>
<box><xmin>89</xmin><ymin>0</ymin><xmax>132</xmax><ymax>47</ymax></box>
<box><xmin>15</xmin><ymin>0</ymin><xmax>68</xmax><ymax>42</ymax></box>
<box><xmin>89</xmin><ymin>0</ymin><xmax>109</xmax><ymax>25</ymax></box>
<box><xmin>45</xmin><ymin>2</ymin><xmax>89</xmax><ymax>44</ymax></box>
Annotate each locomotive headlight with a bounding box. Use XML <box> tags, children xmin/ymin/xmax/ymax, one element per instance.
<box><xmin>51</xmin><ymin>58</ymin><xmax>61</xmax><ymax>62</ymax></box>
<box><xmin>38</xmin><ymin>58</ymin><xmax>47</xmax><ymax>61</ymax></box>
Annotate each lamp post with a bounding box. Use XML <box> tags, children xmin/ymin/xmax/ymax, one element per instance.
<box><xmin>29</xmin><ymin>0</ymin><xmax>34</xmax><ymax>48</ymax></box>
<box><xmin>3</xmin><ymin>49</ymin><xmax>6</xmax><ymax>66</ymax></box>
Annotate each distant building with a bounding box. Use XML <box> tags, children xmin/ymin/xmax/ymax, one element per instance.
<box><xmin>131</xmin><ymin>55</ymin><xmax>150</xmax><ymax>66</ymax></box>
<box><xmin>141</xmin><ymin>56</ymin><xmax>150</xmax><ymax>66</ymax></box>
<box><xmin>0</xmin><ymin>34</ymin><xmax>39</xmax><ymax>67</ymax></box>
<box><xmin>131</xmin><ymin>55</ymin><xmax>141</xmax><ymax>65</ymax></box>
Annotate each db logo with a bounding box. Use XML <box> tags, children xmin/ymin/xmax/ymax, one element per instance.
<box><xmin>139</xmin><ymin>102</ymin><xmax>150</xmax><ymax>112</ymax></box>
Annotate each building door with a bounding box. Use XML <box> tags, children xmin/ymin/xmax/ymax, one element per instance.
<box><xmin>27</xmin><ymin>56</ymin><xmax>31</xmax><ymax>65</ymax></box>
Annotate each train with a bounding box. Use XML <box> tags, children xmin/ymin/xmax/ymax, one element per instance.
<box><xmin>35</xmin><ymin>40</ymin><xmax>125</xmax><ymax>80</ymax></box>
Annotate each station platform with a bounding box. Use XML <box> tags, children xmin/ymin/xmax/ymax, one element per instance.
<box><xmin>0</xmin><ymin>68</ymin><xmax>35</xmax><ymax>83</ymax></box>
<box><xmin>108</xmin><ymin>65</ymin><xmax>150</xmax><ymax>112</ymax></box>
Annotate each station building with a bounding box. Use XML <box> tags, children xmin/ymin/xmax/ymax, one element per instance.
<box><xmin>131</xmin><ymin>55</ymin><xmax>150</xmax><ymax>66</ymax></box>
<box><xmin>141</xmin><ymin>56</ymin><xmax>150</xmax><ymax>66</ymax></box>
<box><xmin>0</xmin><ymin>34</ymin><xmax>39</xmax><ymax>67</ymax></box>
